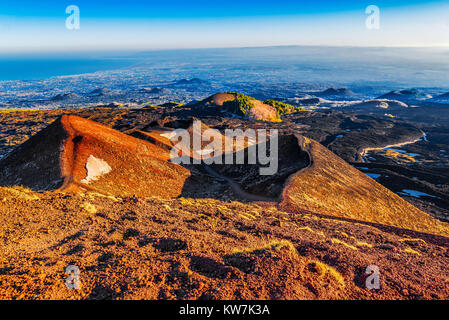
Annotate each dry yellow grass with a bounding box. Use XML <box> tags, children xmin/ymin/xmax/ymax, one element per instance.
<box><xmin>297</xmin><ymin>226</ymin><xmax>314</xmax><ymax>233</ymax></box>
<box><xmin>399</xmin><ymin>238</ymin><xmax>427</xmax><ymax>244</ymax></box>
<box><xmin>162</xmin><ymin>204</ymin><xmax>172</xmax><ymax>211</ymax></box>
<box><xmin>238</xmin><ymin>212</ymin><xmax>257</xmax><ymax>220</ymax></box>
<box><xmin>231</xmin><ymin>240</ymin><xmax>297</xmax><ymax>256</ymax></box>
<box><xmin>355</xmin><ymin>241</ymin><xmax>373</xmax><ymax>248</ymax></box>
<box><xmin>0</xmin><ymin>186</ymin><xmax>40</xmax><ymax>201</ymax></box>
<box><xmin>331</xmin><ymin>238</ymin><xmax>358</xmax><ymax>251</ymax></box>
<box><xmin>404</xmin><ymin>247</ymin><xmax>421</xmax><ymax>256</ymax></box>
<box><xmin>384</xmin><ymin>149</ymin><xmax>416</xmax><ymax>163</ymax></box>
<box><xmin>80</xmin><ymin>202</ymin><xmax>97</xmax><ymax>214</ymax></box>
<box><xmin>308</xmin><ymin>260</ymin><xmax>346</xmax><ymax>286</ymax></box>
<box><xmin>296</xmin><ymin>226</ymin><xmax>325</xmax><ymax>237</ymax></box>
<box><xmin>231</xmin><ymin>240</ymin><xmax>347</xmax><ymax>288</ymax></box>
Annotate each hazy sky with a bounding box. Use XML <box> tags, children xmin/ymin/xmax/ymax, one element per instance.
<box><xmin>0</xmin><ymin>0</ymin><xmax>448</xmax><ymax>52</ymax></box>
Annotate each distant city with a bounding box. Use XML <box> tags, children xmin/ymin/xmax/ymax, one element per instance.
<box><xmin>1</xmin><ymin>46</ymin><xmax>449</xmax><ymax>110</ymax></box>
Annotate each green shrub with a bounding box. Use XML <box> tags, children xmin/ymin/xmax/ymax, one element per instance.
<box><xmin>263</xmin><ymin>99</ymin><xmax>306</xmax><ymax>115</ymax></box>
<box><xmin>223</xmin><ymin>92</ymin><xmax>255</xmax><ymax>116</ymax></box>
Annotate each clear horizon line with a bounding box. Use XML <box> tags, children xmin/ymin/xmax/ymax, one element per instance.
<box><xmin>1</xmin><ymin>43</ymin><xmax>449</xmax><ymax>55</ymax></box>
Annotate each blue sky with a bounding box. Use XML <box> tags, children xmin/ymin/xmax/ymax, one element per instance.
<box><xmin>0</xmin><ymin>0</ymin><xmax>448</xmax><ymax>52</ymax></box>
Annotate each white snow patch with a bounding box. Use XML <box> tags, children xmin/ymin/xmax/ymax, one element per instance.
<box><xmin>80</xmin><ymin>155</ymin><xmax>112</xmax><ymax>184</ymax></box>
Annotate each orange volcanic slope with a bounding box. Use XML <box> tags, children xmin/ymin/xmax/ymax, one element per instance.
<box><xmin>199</xmin><ymin>92</ymin><xmax>237</xmax><ymax>107</ymax></box>
<box><xmin>280</xmin><ymin>136</ymin><xmax>449</xmax><ymax>237</ymax></box>
<box><xmin>0</xmin><ymin>115</ymin><xmax>190</xmax><ymax>198</ymax></box>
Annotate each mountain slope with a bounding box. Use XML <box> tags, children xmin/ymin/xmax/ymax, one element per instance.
<box><xmin>280</xmin><ymin>136</ymin><xmax>449</xmax><ymax>237</ymax></box>
<box><xmin>0</xmin><ymin>115</ymin><xmax>190</xmax><ymax>198</ymax></box>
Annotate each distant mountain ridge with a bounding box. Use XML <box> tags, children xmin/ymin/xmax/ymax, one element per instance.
<box><xmin>377</xmin><ymin>89</ymin><xmax>432</xmax><ymax>102</ymax></box>
<box><xmin>319</xmin><ymin>88</ymin><xmax>355</xmax><ymax>96</ymax></box>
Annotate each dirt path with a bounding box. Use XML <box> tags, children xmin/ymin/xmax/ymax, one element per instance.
<box><xmin>203</xmin><ymin>165</ymin><xmax>277</xmax><ymax>202</ymax></box>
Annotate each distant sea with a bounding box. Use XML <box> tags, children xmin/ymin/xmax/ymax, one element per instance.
<box><xmin>1</xmin><ymin>47</ymin><xmax>449</xmax><ymax>91</ymax></box>
<box><xmin>0</xmin><ymin>53</ymin><xmax>140</xmax><ymax>81</ymax></box>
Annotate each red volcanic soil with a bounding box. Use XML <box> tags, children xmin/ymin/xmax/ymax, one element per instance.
<box><xmin>0</xmin><ymin>110</ymin><xmax>448</xmax><ymax>300</ymax></box>
<box><xmin>0</xmin><ymin>190</ymin><xmax>448</xmax><ymax>300</ymax></box>
<box><xmin>0</xmin><ymin>115</ymin><xmax>190</xmax><ymax>198</ymax></box>
<box><xmin>248</xmin><ymin>99</ymin><xmax>280</xmax><ymax>122</ymax></box>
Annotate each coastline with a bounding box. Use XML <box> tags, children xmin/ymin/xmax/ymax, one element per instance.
<box><xmin>0</xmin><ymin>55</ymin><xmax>141</xmax><ymax>82</ymax></box>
